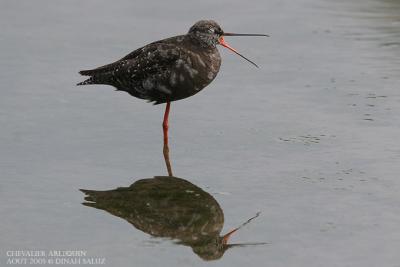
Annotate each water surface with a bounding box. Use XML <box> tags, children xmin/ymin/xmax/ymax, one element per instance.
<box><xmin>1</xmin><ymin>0</ymin><xmax>400</xmax><ymax>266</ymax></box>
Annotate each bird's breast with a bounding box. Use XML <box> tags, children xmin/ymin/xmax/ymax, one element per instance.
<box><xmin>189</xmin><ymin>48</ymin><xmax>221</xmax><ymax>86</ymax></box>
<box><xmin>169</xmin><ymin>48</ymin><xmax>221</xmax><ymax>93</ymax></box>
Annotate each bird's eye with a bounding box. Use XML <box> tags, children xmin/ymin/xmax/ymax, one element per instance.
<box><xmin>208</xmin><ymin>28</ymin><xmax>215</xmax><ymax>33</ymax></box>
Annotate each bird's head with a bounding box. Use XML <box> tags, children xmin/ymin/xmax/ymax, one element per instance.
<box><xmin>188</xmin><ymin>20</ymin><xmax>269</xmax><ymax>68</ymax></box>
<box><xmin>188</xmin><ymin>20</ymin><xmax>224</xmax><ymax>48</ymax></box>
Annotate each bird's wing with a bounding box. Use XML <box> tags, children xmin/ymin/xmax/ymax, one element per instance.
<box><xmin>78</xmin><ymin>42</ymin><xmax>182</xmax><ymax>93</ymax></box>
<box><xmin>78</xmin><ymin>55</ymin><xmax>136</xmax><ymax>76</ymax></box>
<box><xmin>109</xmin><ymin>42</ymin><xmax>182</xmax><ymax>83</ymax></box>
<box><xmin>79</xmin><ymin>38</ymin><xmax>179</xmax><ymax>76</ymax></box>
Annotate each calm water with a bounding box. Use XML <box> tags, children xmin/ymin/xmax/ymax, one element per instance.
<box><xmin>1</xmin><ymin>0</ymin><xmax>400</xmax><ymax>266</ymax></box>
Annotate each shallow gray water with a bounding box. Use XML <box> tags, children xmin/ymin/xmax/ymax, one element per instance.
<box><xmin>1</xmin><ymin>0</ymin><xmax>400</xmax><ymax>266</ymax></box>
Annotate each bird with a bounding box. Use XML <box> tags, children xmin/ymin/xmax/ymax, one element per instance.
<box><xmin>77</xmin><ymin>20</ymin><xmax>268</xmax><ymax>176</ymax></box>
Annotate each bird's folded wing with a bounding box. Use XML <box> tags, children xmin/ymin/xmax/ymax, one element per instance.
<box><xmin>79</xmin><ymin>42</ymin><xmax>181</xmax><ymax>77</ymax></box>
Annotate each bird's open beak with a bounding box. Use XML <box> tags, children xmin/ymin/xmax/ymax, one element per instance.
<box><xmin>218</xmin><ymin>33</ymin><xmax>269</xmax><ymax>68</ymax></box>
<box><xmin>222</xmin><ymin>228</ymin><xmax>239</xmax><ymax>245</ymax></box>
<box><xmin>221</xmin><ymin>212</ymin><xmax>262</xmax><ymax>245</ymax></box>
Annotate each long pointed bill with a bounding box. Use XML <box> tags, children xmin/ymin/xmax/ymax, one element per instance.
<box><xmin>219</xmin><ymin>36</ymin><xmax>263</xmax><ymax>68</ymax></box>
<box><xmin>226</xmin><ymin>242</ymin><xmax>269</xmax><ymax>249</ymax></box>
<box><xmin>223</xmin><ymin>33</ymin><xmax>269</xmax><ymax>37</ymax></box>
<box><xmin>221</xmin><ymin>212</ymin><xmax>261</xmax><ymax>245</ymax></box>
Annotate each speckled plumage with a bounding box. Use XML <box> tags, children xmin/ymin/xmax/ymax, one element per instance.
<box><xmin>78</xmin><ymin>20</ymin><xmax>223</xmax><ymax>104</ymax></box>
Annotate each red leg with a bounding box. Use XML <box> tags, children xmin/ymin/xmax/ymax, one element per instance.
<box><xmin>163</xmin><ymin>101</ymin><xmax>173</xmax><ymax>176</ymax></box>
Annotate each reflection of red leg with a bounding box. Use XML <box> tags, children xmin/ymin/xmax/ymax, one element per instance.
<box><xmin>163</xmin><ymin>101</ymin><xmax>173</xmax><ymax>176</ymax></box>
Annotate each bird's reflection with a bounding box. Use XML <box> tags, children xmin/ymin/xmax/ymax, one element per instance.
<box><xmin>81</xmin><ymin>176</ymin><xmax>264</xmax><ymax>260</ymax></box>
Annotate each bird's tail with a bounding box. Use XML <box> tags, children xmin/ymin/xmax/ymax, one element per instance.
<box><xmin>77</xmin><ymin>67</ymin><xmax>116</xmax><ymax>86</ymax></box>
<box><xmin>79</xmin><ymin>69</ymin><xmax>98</xmax><ymax>76</ymax></box>
<box><xmin>77</xmin><ymin>66</ymin><xmax>105</xmax><ymax>85</ymax></box>
<box><xmin>77</xmin><ymin>77</ymin><xmax>95</xmax><ymax>86</ymax></box>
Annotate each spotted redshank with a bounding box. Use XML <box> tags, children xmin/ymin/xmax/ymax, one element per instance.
<box><xmin>78</xmin><ymin>20</ymin><xmax>268</xmax><ymax>176</ymax></box>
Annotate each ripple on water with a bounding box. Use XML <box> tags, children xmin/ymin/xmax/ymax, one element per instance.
<box><xmin>279</xmin><ymin>134</ymin><xmax>335</xmax><ymax>146</ymax></box>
